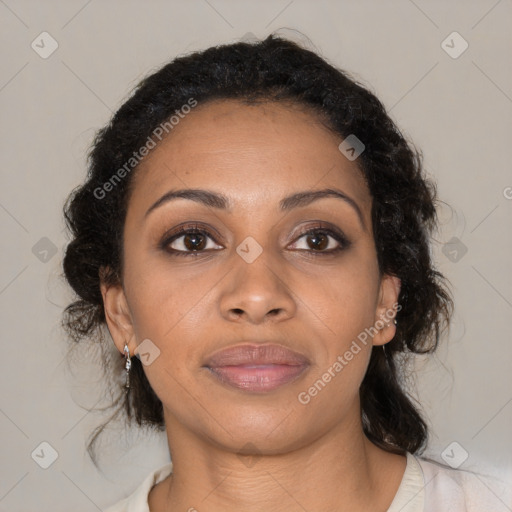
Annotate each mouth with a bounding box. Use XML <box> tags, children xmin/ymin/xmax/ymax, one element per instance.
<box><xmin>203</xmin><ymin>343</ymin><xmax>310</xmax><ymax>392</ymax></box>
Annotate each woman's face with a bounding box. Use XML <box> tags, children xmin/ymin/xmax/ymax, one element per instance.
<box><xmin>101</xmin><ymin>99</ymin><xmax>399</xmax><ymax>455</ymax></box>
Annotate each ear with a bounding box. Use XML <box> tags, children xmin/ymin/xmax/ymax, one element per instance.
<box><xmin>99</xmin><ymin>268</ymin><xmax>136</xmax><ymax>357</ymax></box>
<box><xmin>372</xmin><ymin>274</ymin><xmax>401</xmax><ymax>346</ymax></box>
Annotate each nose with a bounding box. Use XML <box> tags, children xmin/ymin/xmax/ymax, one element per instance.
<box><xmin>219</xmin><ymin>248</ymin><xmax>297</xmax><ymax>324</ymax></box>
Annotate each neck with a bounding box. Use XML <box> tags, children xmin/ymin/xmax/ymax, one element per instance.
<box><xmin>150</xmin><ymin>410</ymin><xmax>407</xmax><ymax>512</ymax></box>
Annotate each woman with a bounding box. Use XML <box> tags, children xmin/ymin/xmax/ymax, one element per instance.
<box><xmin>61</xmin><ymin>35</ymin><xmax>507</xmax><ymax>511</ymax></box>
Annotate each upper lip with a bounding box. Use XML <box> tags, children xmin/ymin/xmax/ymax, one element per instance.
<box><xmin>203</xmin><ymin>343</ymin><xmax>310</xmax><ymax>367</ymax></box>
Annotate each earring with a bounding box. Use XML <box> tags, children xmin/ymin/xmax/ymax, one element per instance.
<box><xmin>123</xmin><ymin>343</ymin><xmax>131</xmax><ymax>390</ymax></box>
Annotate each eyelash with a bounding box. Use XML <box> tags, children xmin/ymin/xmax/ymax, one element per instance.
<box><xmin>160</xmin><ymin>222</ymin><xmax>351</xmax><ymax>258</ymax></box>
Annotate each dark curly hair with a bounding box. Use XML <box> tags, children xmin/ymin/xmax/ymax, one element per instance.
<box><xmin>61</xmin><ymin>34</ymin><xmax>452</xmax><ymax>467</ymax></box>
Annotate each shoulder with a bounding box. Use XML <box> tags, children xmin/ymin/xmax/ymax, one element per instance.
<box><xmin>103</xmin><ymin>462</ymin><xmax>173</xmax><ymax>512</ymax></box>
<box><xmin>414</xmin><ymin>455</ymin><xmax>512</xmax><ymax>512</ymax></box>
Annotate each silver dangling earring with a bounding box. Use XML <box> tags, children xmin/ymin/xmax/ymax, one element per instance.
<box><xmin>383</xmin><ymin>318</ymin><xmax>398</xmax><ymax>357</ymax></box>
<box><xmin>123</xmin><ymin>343</ymin><xmax>131</xmax><ymax>390</ymax></box>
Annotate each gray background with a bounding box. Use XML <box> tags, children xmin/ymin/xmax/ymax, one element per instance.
<box><xmin>1</xmin><ymin>0</ymin><xmax>511</xmax><ymax>510</ymax></box>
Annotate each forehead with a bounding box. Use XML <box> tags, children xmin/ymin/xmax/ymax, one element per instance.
<box><xmin>128</xmin><ymin>99</ymin><xmax>371</xmax><ymax>216</ymax></box>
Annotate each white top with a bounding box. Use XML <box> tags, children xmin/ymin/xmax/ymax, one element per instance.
<box><xmin>104</xmin><ymin>452</ymin><xmax>511</xmax><ymax>511</ymax></box>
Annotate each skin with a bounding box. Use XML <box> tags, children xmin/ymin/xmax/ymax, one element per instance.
<box><xmin>101</xmin><ymin>99</ymin><xmax>405</xmax><ymax>512</ymax></box>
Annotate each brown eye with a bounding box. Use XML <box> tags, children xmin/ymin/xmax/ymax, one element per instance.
<box><xmin>289</xmin><ymin>225</ymin><xmax>351</xmax><ymax>255</ymax></box>
<box><xmin>304</xmin><ymin>231</ymin><xmax>330</xmax><ymax>251</ymax></box>
<box><xmin>162</xmin><ymin>225</ymin><xmax>223</xmax><ymax>256</ymax></box>
<box><xmin>180</xmin><ymin>231</ymin><xmax>208</xmax><ymax>251</ymax></box>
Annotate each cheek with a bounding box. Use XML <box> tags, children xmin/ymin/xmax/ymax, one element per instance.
<box><xmin>290</xmin><ymin>256</ymin><xmax>380</xmax><ymax>393</ymax></box>
<box><xmin>293</xmin><ymin>267</ymin><xmax>379</xmax><ymax>412</ymax></box>
<box><xmin>123</xmin><ymin>252</ymin><xmax>225</xmax><ymax>390</ymax></box>
<box><xmin>296</xmin><ymin>254</ymin><xmax>380</xmax><ymax>333</ymax></box>
<box><xmin>125</xmin><ymin>249</ymin><xmax>215</xmax><ymax>339</ymax></box>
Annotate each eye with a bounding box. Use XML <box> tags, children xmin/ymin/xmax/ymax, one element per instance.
<box><xmin>160</xmin><ymin>222</ymin><xmax>350</xmax><ymax>258</ymax></box>
<box><xmin>289</xmin><ymin>224</ymin><xmax>351</xmax><ymax>255</ymax></box>
<box><xmin>161</xmin><ymin>224</ymin><xmax>223</xmax><ymax>257</ymax></box>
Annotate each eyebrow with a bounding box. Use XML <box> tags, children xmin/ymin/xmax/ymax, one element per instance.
<box><xmin>144</xmin><ymin>187</ymin><xmax>365</xmax><ymax>229</ymax></box>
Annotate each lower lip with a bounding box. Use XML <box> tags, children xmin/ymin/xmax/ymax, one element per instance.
<box><xmin>206</xmin><ymin>364</ymin><xmax>309</xmax><ymax>392</ymax></box>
